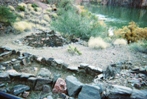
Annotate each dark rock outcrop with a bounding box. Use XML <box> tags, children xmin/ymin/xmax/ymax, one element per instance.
<box><xmin>101</xmin><ymin>0</ymin><xmax>147</xmax><ymax>8</ymax></box>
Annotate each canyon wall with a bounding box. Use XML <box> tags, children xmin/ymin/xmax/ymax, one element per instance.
<box><xmin>101</xmin><ymin>0</ymin><xmax>147</xmax><ymax>8</ymax></box>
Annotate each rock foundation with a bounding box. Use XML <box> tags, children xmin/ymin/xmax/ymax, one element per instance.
<box><xmin>0</xmin><ymin>46</ymin><xmax>147</xmax><ymax>99</ymax></box>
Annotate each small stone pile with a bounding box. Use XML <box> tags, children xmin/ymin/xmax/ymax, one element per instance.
<box><xmin>22</xmin><ymin>30</ymin><xmax>69</xmax><ymax>47</ymax></box>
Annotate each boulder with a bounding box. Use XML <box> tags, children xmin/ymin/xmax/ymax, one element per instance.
<box><xmin>104</xmin><ymin>63</ymin><xmax>122</xmax><ymax>79</ymax></box>
<box><xmin>131</xmin><ymin>89</ymin><xmax>147</xmax><ymax>99</ymax></box>
<box><xmin>53</xmin><ymin>78</ymin><xmax>67</xmax><ymax>94</ymax></box>
<box><xmin>12</xmin><ymin>84</ymin><xmax>30</xmax><ymax>95</ymax></box>
<box><xmin>34</xmin><ymin>78</ymin><xmax>52</xmax><ymax>91</ymax></box>
<box><xmin>37</xmin><ymin>68</ymin><xmax>53</xmax><ymax>79</ymax></box>
<box><xmin>34</xmin><ymin>69</ymin><xmax>52</xmax><ymax>91</ymax></box>
<box><xmin>78</xmin><ymin>85</ymin><xmax>101</xmax><ymax>99</ymax></box>
<box><xmin>107</xmin><ymin>85</ymin><xmax>132</xmax><ymax>99</ymax></box>
<box><xmin>27</xmin><ymin>77</ymin><xmax>37</xmax><ymax>89</ymax></box>
<box><xmin>110</xmin><ymin>85</ymin><xmax>132</xmax><ymax>95</ymax></box>
<box><xmin>66</xmin><ymin>75</ymin><xmax>83</xmax><ymax>97</ymax></box>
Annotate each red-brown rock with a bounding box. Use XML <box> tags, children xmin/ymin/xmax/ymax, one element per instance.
<box><xmin>52</xmin><ymin>78</ymin><xmax>67</xmax><ymax>94</ymax></box>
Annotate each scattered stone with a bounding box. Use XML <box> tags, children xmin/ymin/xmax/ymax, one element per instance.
<box><xmin>20</xmin><ymin>73</ymin><xmax>35</xmax><ymax>80</ymax></box>
<box><xmin>53</xmin><ymin>59</ymin><xmax>64</xmax><ymax>65</ymax></box>
<box><xmin>11</xmin><ymin>59</ymin><xmax>17</xmax><ymax>62</ymax></box>
<box><xmin>47</xmin><ymin>95</ymin><xmax>53</xmax><ymax>99</ymax></box>
<box><xmin>97</xmin><ymin>74</ymin><xmax>104</xmax><ymax>80</ymax></box>
<box><xmin>7</xmin><ymin>69</ymin><xmax>21</xmax><ymax>79</ymax></box>
<box><xmin>107</xmin><ymin>85</ymin><xmax>133</xmax><ymax>99</ymax></box>
<box><xmin>37</xmin><ymin>68</ymin><xmax>53</xmax><ymax>79</ymax></box>
<box><xmin>66</xmin><ymin>75</ymin><xmax>83</xmax><ymax>97</ymax></box>
<box><xmin>104</xmin><ymin>63</ymin><xmax>122</xmax><ymax>79</ymax></box>
<box><xmin>79</xmin><ymin>63</ymin><xmax>102</xmax><ymax>76</ymax></box>
<box><xmin>0</xmin><ymin>83</ymin><xmax>5</xmax><ymax>87</ymax></box>
<box><xmin>134</xmin><ymin>83</ymin><xmax>141</xmax><ymax>89</ymax></box>
<box><xmin>43</xmin><ymin>85</ymin><xmax>51</xmax><ymax>93</ymax></box>
<box><xmin>23</xmin><ymin>31</ymin><xmax>68</xmax><ymax>47</ymax></box>
<box><xmin>22</xmin><ymin>91</ymin><xmax>30</xmax><ymax>98</ymax></box>
<box><xmin>78</xmin><ymin>85</ymin><xmax>101</xmax><ymax>99</ymax></box>
<box><xmin>0</xmin><ymin>51</ymin><xmax>12</xmax><ymax>57</ymax></box>
<box><xmin>53</xmin><ymin>78</ymin><xmax>67</xmax><ymax>94</ymax></box>
<box><xmin>0</xmin><ymin>65</ymin><xmax>6</xmax><ymax>70</ymax></box>
<box><xmin>110</xmin><ymin>85</ymin><xmax>132</xmax><ymax>95</ymax></box>
<box><xmin>0</xmin><ymin>72</ymin><xmax>10</xmax><ymax>81</ymax></box>
<box><xmin>27</xmin><ymin>77</ymin><xmax>37</xmax><ymax>89</ymax></box>
<box><xmin>67</xmin><ymin>66</ymin><xmax>79</xmax><ymax>72</ymax></box>
<box><xmin>12</xmin><ymin>84</ymin><xmax>30</xmax><ymax>95</ymax></box>
<box><xmin>34</xmin><ymin>78</ymin><xmax>52</xmax><ymax>91</ymax></box>
<box><xmin>131</xmin><ymin>89</ymin><xmax>147</xmax><ymax>99</ymax></box>
<box><xmin>52</xmin><ymin>74</ymin><xmax>61</xmax><ymax>85</ymax></box>
<box><xmin>12</xmin><ymin>60</ymin><xmax>21</xmax><ymax>70</ymax></box>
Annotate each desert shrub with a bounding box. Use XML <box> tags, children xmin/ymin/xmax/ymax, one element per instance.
<box><xmin>130</xmin><ymin>40</ymin><xmax>147</xmax><ymax>53</ymax></box>
<box><xmin>115</xmin><ymin>21</ymin><xmax>147</xmax><ymax>44</ymax></box>
<box><xmin>88</xmin><ymin>37</ymin><xmax>110</xmax><ymax>49</ymax></box>
<box><xmin>51</xmin><ymin>0</ymin><xmax>106</xmax><ymax>40</ymax></box>
<box><xmin>0</xmin><ymin>6</ymin><xmax>17</xmax><ymax>24</ymax></box>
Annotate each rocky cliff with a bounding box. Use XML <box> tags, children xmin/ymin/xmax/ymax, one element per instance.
<box><xmin>101</xmin><ymin>0</ymin><xmax>147</xmax><ymax>8</ymax></box>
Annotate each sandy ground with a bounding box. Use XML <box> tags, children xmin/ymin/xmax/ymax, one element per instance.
<box><xmin>0</xmin><ymin>31</ymin><xmax>147</xmax><ymax>70</ymax></box>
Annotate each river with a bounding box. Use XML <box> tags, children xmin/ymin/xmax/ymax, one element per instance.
<box><xmin>85</xmin><ymin>4</ymin><xmax>147</xmax><ymax>28</ymax></box>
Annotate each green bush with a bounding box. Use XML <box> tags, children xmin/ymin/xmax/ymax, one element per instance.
<box><xmin>16</xmin><ymin>5</ymin><xmax>25</xmax><ymax>11</ymax></box>
<box><xmin>0</xmin><ymin>6</ymin><xmax>17</xmax><ymax>24</ymax></box>
<box><xmin>51</xmin><ymin>0</ymin><xmax>106</xmax><ymax>40</ymax></box>
<box><xmin>31</xmin><ymin>3</ymin><xmax>38</xmax><ymax>11</ymax></box>
<box><xmin>130</xmin><ymin>40</ymin><xmax>147</xmax><ymax>53</ymax></box>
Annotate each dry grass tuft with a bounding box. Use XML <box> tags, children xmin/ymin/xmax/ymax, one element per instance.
<box><xmin>13</xmin><ymin>21</ymin><xmax>34</xmax><ymax>32</ymax></box>
<box><xmin>113</xmin><ymin>38</ymin><xmax>127</xmax><ymax>45</ymax></box>
<box><xmin>88</xmin><ymin>37</ymin><xmax>110</xmax><ymax>49</ymax></box>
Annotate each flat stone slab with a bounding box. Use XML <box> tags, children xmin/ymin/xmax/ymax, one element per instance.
<box><xmin>12</xmin><ymin>84</ymin><xmax>30</xmax><ymax>95</ymax></box>
<box><xmin>66</xmin><ymin>75</ymin><xmax>83</xmax><ymax>97</ymax></box>
<box><xmin>78</xmin><ymin>85</ymin><xmax>101</xmax><ymax>99</ymax></box>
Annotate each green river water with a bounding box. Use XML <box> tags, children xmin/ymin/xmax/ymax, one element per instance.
<box><xmin>86</xmin><ymin>4</ymin><xmax>147</xmax><ymax>28</ymax></box>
